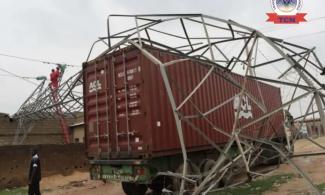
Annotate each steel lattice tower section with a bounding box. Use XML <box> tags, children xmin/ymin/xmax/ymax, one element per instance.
<box><xmin>84</xmin><ymin>14</ymin><xmax>325</xmax><ymax>194</ymax></box>
<box><xmin>12</xmin><ymin>70</ymin><xmax>83</xmax><ymax>144</ymax></box>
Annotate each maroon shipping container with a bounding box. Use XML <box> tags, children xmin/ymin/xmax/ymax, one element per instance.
<box><xmin>83</xmin><ymin>45</ymin><xmax>284</xmax><ymax>159</ymax></box>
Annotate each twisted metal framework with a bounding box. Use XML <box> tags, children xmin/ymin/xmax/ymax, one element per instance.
<box><xmin>85</xmin><ymin>14</ymin><xmax>325</xmax><ymax>194</ymax></box>
<box><xmin>12</xmin><ymin>71</ymin><xmax>83</xmax><ymax>144</ymax></box>
<box><xmin>12</xmin><ymin>13</ymin><xmax>325</xmax><ymax>194</ymax></box>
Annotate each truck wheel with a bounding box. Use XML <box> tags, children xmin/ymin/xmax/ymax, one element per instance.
<box><xmin>149</xmin><ymin>179</ymin><xmax>162</xmax><ymax>195</ymax></box>
<box><xmin>197</xmin><ymin>159</ymin><xmax>218</xmax><ymax>188</ymax></box>
<box><xmin>218</xmin><ymin>161</ymin><xmax>242</xmax><ymax>187</ymax></box>
<box><xmin>172</xmin><ymin>162</ymin><xmax>199</xmax><ymax>193</ymax></box>
<box><xmin>219</xmin><ymin>170</ymin><xmax>234</xmax><ymax>187</ymax></box>
<box><xmin>260</xmin><ymin>145</ymin><xmax>281</xmax><ymax>165</ymax></box>
<box><xmin>122</xmin><ymin>182</ymin><xmax>133</xmax><ymax>195</ymax></box>
<box><xmin>122</xmin><ymin>182</ymin><xmax>148</xmax><ymax>195</ymax></box>
<box><xmin>199</xmin><ymin>159</ymin><xmax>216</xmax><ymax>178</ymax></box>
<box><xmin>149</xmin><ymin>176</ymin><xmax>170</xmax><ymax>195</ymax></box>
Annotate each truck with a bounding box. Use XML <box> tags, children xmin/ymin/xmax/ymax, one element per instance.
<box><xmin>83</xmin><ymin>44</ymin><xmax>286</xmax><ymax>194</ymax></box>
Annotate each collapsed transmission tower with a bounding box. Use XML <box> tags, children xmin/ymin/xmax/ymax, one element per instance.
<box><xmin>12</xmin><ymin>69</ymin><xmax>83</xmax><ymax>144</ymax></box>
<box><xmin>84</xmin><ymin>14</ymin><xmax>325</xmax><ymax>194</ymax></box>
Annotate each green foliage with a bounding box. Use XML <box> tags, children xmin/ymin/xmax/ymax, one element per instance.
<box><xmin>0</xmin><ymin>187</ymin><xmax>28</xmax><ymax>195</ymax></box>
<box><xmin>210</xmin><ymin>173</ymin><xmax>294</xmax><ymax>195</ymax></box>
<box><xmin>317</xmin><ymin>182</ymin><xmax>325</xmax><ymax>191</ymax></box>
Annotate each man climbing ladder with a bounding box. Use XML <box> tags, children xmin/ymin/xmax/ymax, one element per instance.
<box><xmin>50</xmin><ymin>65</ymin><xmax>66</xmax><ymax>99</ymax></box>
<box><xmin>49</xmin><ymin>64</ymin><xmax>70</xmax><ymax>144</ymax></box>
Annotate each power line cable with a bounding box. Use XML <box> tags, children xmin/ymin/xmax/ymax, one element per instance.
<box><xmin>0</xmin><ymin>66</ymin><xmax>38</xmax><ymax>85</ymax></box>
<box><xmin>0</xmin><ymin>52</ymin><xmax>80</xmax><ymax>67</ymax></box>
<box><xmin>0</xmin><ymin>74</ymin><xmax>45</xmax><ymax>79</ymax></box>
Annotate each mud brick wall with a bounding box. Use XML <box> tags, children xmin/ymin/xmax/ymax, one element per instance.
<box><xmin>0</xmin><ymin>113</ymin><xmax>82</xmax><ymax>145</ymax></box>
<box><xmin>0</xmin><ymin>144</ymin><xmax>88</xmax><ymax>188</ymax></box>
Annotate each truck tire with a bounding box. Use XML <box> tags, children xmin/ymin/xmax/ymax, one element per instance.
<box><xmin>172</xmin><ymin>162</ymin><xmax>199</xmax><ymax>193</ymax></box>
<box><xmin>260</xmin><ymin>143</ymin><xmax>282</xmax><ymax>165</ymax></box>
<box><xmin>199</xmin><ymin>159</ymin><xmax>216</xmax><ymax>178</ymax></box>
<box><xmin>219</xmin><ymin>170</ymin><xmax>234</xmax><ymax>187</ymax></box>
<box><xmin>122</xmin><ymin>182</ymin><xmax>148</xmax><ymax>195</ymax></box>
<box><xmin>149</xmin><ymin>176</ymin><xmax>167</xmax><ymax>195</ymax></box>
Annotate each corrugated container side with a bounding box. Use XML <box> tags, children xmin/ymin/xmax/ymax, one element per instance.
<box><xmin>83</xmin><ymin>45</ymin><xmax>284</xmax><ymax>159</ymax></box>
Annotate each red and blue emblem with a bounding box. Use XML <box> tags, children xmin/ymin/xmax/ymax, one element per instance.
<box><xmin>267</xmin><ymin>0</ymin><xmax>307</xmax><ymax>24</ymax></box>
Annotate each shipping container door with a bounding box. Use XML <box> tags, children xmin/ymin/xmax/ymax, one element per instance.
<box><xmin>112</xmin><ymin>50</ymin><xmax>146</xmax><ymax>156</ymax></box>
<box><xmin>84</xmin><ymin>59</ymin><xmax>110</xmax><ymax>157</ymax></box>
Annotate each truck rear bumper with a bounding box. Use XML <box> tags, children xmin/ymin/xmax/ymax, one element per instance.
<box><xmin>89</xmin><ymin>159</ymin><xmax>152</xmax><ymax>184</ymax></box>
<box><xmin>90</xmin><ymin>159</ymin><xmax>147</xmax><ymax>165</ymax></box>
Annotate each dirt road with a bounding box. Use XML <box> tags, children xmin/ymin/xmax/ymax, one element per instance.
<box><xmin>39</xmin><ymin>137</ymin><xmax>325</xmax><ymax>195</ymax></box>
<box><xmin>265</xmin><ymin>137</ymin><xmax>325</xmax><ymax>195</ymax></box>
<box><xmin>40</xmin><ymin>172</ymin><xmax>124</xmax><ymax>195</ymax></box>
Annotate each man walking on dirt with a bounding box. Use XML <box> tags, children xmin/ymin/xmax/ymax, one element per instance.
<box><xmin>28</xmin><ymin>149</ymin><xmax>41</xmax><ymax>195</ymax></box>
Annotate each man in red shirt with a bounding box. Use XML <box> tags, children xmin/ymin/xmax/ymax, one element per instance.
<box><xmin>50</xmin><ymin>69</ymin><xmax>59</xmax><ymax>89</ymax></box>
<box><xmin>50</xmin><ymin>66</ymin><xmax>62</xmax><ymax>89</ymax></box>
<box><xmin>50</xmin><ymin>66</ymin><xmax>61</xmax><ymax>102</ymax></box>
<box><xmin>55</xmin><ymin>66</ymin><xmax>61</xmax><ymax>79</ymax></box>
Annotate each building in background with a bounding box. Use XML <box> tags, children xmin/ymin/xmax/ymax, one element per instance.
<box><xmin>0</xmin><ymin>112</ymin><xmax>69</xmax><ymax>145</ymax></box>
<box><xmin>301</xmin><ymin>118</ymin><xmax>323</xmax><ymax>138</ymax></box>
<box><xmin>69</xmin><ymin>122</ymin><xmax>85</xmax><ymax>143</ymax></box>
<box><xmin>0</xmin><ymin>111</ymin><xmax>86</xmax><ymax>145</ymax></box>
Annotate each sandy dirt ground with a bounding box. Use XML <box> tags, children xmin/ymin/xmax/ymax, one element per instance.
<box><xmin>40</xmin><ymin>172</ymin><xmax>124</xmax><ymax>195</ymax></box>
<box><xmin>39</xmin><ymin>137</ymin><xmax>325</xmax><ymax>195</ymax></box>
<box><xmin>265</xmin><ymin>136</ymin><xmax>325</xmax><ymax>195</ymax></box>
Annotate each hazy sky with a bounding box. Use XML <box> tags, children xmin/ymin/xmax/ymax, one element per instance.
<box><xmin>0</xmin><ymin>0</ymin><xmax>324</xmax><ymax>114</ymax></box>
